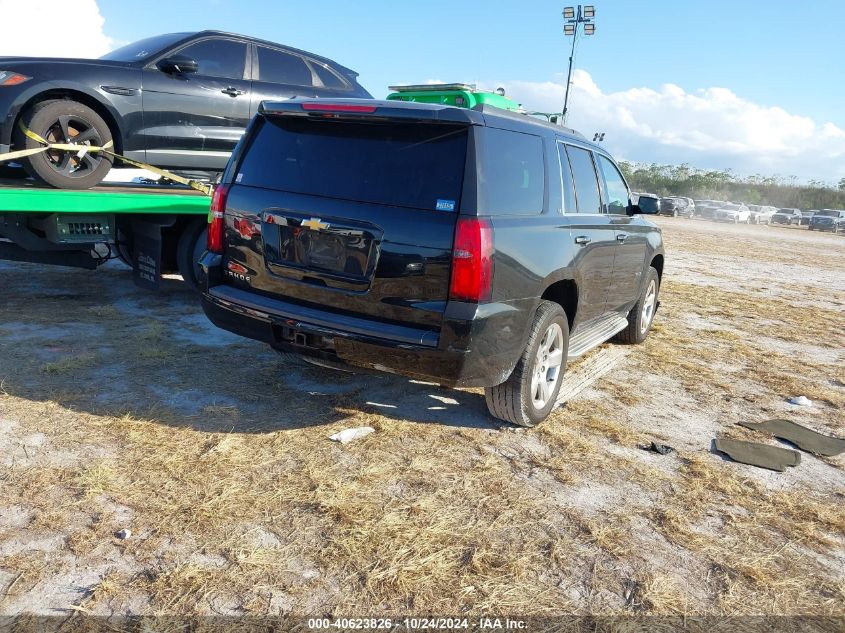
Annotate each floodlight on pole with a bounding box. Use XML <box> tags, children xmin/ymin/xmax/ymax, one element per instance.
<box><xmin>561</xmin><ymin>4</ymin><xmax>597</xmax><ymax>124</ymax></box>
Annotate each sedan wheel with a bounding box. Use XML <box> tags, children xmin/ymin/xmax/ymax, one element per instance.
<box><xmin>16</xmin><ymin>99</ymin><xmax>114</xmax><ymax>189</ymax></box>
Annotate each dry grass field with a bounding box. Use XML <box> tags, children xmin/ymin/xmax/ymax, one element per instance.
<box><xmin>0</xmin><ymin>218</ymin><xmax>843</xmax><ymax>617</ymax></box>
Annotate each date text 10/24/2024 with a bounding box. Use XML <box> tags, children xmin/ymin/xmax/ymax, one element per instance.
<box><xmin>307</xmin><ymin>617</ymin><xmax>529</xmax><ymax>630</ymax></box>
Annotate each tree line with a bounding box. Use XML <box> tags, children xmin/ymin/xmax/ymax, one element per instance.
<box><xmin>619</xmin><ymin>162</ymin><xmax>845</xmax><ymax>210</ymax></box>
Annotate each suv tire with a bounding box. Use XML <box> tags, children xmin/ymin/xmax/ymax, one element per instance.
<box><xmin>15</xmin><ymin>99</ymin><xmax>114</xmax><ymax>189</ymax></box>
<box><xmin>176</xmin><ymin>219</ymin><xmax>208</xmax><ymax>292</ymax></box>
<box><xmin>615</xmin><ymin>267</ymin><xmax>660</xmax><ymax>345</ymax></box>
<box><xmin>485</xmin><ymin>301</ymin><xmax>569</xmax><ymax>427</ymax></box>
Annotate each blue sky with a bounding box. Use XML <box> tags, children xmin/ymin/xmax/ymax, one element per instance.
<box><xmin>97</xmin><ymin>0</ymin><xmax>844</xmax><ymax>124</ymax></box>
<box><xmin>3</xmin><ymin>0</ymin><xmax>844</xmax><ymax>181</ymax></box>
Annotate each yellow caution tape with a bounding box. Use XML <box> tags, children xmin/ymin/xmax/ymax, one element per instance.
<box><xmin>0</xmin><ymin>120</ymin><xmax>212</xmax><ymax>196</ymax></box>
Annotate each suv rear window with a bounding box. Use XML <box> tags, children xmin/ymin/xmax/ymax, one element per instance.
<box><xmin>238</xmin><ymin>117</ymin><xmax>468</xmax><ymax>211</ymax></box>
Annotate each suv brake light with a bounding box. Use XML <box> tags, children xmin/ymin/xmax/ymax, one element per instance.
<box><xmin>207</xmin><ymin>184</ymin><xmax>229</xmax><ymax>254</ymax></box>
<box><xmin>301</xmin><ymin>102</ymin><xmax>377</xmax><ymax>113</ymax></box>
<box><xmin>449</xmin><ymin>218</ymin><xmax>493</xmax><ymax>303</ymax></box>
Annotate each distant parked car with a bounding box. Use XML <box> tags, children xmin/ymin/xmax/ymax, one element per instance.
<box><xmin>714</xmin><ymin>203</ymin><xmax>751</xmax><ymax>223</ymax></box>
<box><xmin>771</xmin><ymin>208</ymin><xmax>802</xmax><ymax>225</ymax></box>
<box><xmin>808</xmin><ymin>209</ymin><xmax>845</xmax><ymax>232</ymax></box>
<box><xmin>695</xmin><ymin>200</ymin><xmax>726</xmax><ymax>219</ymax></box>
<box><xmin>747</xmin><ymin>205</ymin><xmax>777</xmax><ymax>224</ymax></box>
<box><xmin>660</xmin><ymin>196</ymin><xmax>695</xmax><ymax>217</ymax></box>
<box><xmin>799</xmin><ymin>210</ymin><xmax>817</xmax><ymax>226</ymax></box>
<box><xmin>632</xmin><ymin>192</ymin><xmax>662</xmax><ymax>214</ymax></box>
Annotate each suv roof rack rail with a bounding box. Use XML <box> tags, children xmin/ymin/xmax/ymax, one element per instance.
<box><xmin>471</xmin><ymin>103</ymin><xmax>587</xmax><ymax>139</ymax></box>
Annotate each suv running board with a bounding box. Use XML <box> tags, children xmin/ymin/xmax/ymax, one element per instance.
<box><xmin>568</xmin><ymin>313</ymin><xmax>630</xmax><ymax>359</ymax></box>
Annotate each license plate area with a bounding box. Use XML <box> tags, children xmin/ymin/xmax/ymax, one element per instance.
<box><xmin>262</xmin><ymin>210</ymin><xmax>382</xmax><ymax>290</ymax></box>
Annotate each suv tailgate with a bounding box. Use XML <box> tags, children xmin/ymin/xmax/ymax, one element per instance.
<box><xmin>219</xmin><ymin>110</ymin><xmax>472</xmax><ymax>331</ymax></box>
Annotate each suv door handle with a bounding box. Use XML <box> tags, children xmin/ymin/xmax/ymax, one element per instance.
<box><xmin>574</xmin><ymin>235</ymin><xmax>591</xmax><ymax>245</ymax></box>
<box><xmin>222</xmin><ymin>87</ymin><xmax>245</xmax><ymax>97</ymax></box>
<box><xmin>616</xmin><ymin>233</ymin><xmax>629</xmax><ymax>242</ymax></box>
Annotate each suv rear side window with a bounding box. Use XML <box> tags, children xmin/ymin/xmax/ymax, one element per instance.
<box><xmin>597</xmin><ymin>155</ymin><xmax>629</xmax><ymax>215</ymax></box>
<box><xmin>175</xmin><ymin>39</ymin><xmax>246</xmax><ymax>80</ymax></box>
<box><xmin>238</xmin><ymin>117</ymin><xmax>467</xmax><ymax>211</ymax></box>
<box><xmin>311</xmin><ymin>62</ymin><xmax>346</xmax><ymax>89</ymax></box>
<box><xmin>479</xmin><ymin>128</ymin><xmax>545</xmax><ymax>215</ymax></box>
<box><xmin>565</xmin><ymin>145</ymin><xmax>602</xmax><ymax>214</ymax></box>
<box><xmin>257</xmin><ymin>47</ymin><xmax>313</xmax><ymax>86</ymax></box>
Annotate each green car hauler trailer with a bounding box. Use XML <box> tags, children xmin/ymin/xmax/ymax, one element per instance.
<box><xmin>0</xmin><ymin>180</ymin><xmax>211</xmax><ymax>290</ymax></box>
<box><xmin>386</xmin><ymin>83</ymin><xmax>523</xmax><ymax>111</ymax></box>
<box><xmin>386</xmin><ymin>83</ymin><xmax>565</xmax><ymax>124</ymax></box>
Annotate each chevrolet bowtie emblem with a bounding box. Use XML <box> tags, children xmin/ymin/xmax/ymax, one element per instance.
<box><xmin>302</xmin><ymin>217</ymin><xmax>330</xmax><ymax>231</ymax></box>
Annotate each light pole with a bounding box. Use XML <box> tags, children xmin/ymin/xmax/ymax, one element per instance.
<box><xmin>562</xmin><ymin>5</ymin><xmax>596</xmax><ymax>124</ymax></box>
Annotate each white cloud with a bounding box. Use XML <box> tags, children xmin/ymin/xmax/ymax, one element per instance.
<box><xmin>0</xmin><ymin>0</ymin><xmax>113</xmax><ymax>59</ymax></box>
<box><xmin>499</xmin><ymin>70</ymin><xmax>845</xmax><ymax>182</ymax></box>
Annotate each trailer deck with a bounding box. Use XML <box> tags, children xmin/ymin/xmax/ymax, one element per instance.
<box><xmin>0</xmin><ymin>179</ymin><xmax>211</xmax><ymax>289</ymax></box>
<box><xmin>0</xmin><ymin>179</ymin><xmax>209</xmax><ymax>214</ymax></box>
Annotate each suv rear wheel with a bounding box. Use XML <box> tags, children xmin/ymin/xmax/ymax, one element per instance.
<box><xmin>15</xmin><ymin>99</ymin><xmax>114</xmax><ymax>189</ymax></box>
<box><xmin>615</xmin><ymin>267</ymin><xmax>660</xmax><ymax>344</ymax></box>
<box><xmin>485</xmin><ymin>301</ymin><xmax>569</xmax><ymax>427</ymax></box>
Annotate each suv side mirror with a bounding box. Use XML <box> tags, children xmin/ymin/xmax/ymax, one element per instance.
<box><xmin>631</xmin><ymin>195</ymin><xmax>660</xmax><ymax>215</ymax></box>
<box><xmin>157</xmin><ymin>55</ymin><xmax>199</xmax><ymax>75</ymax></box>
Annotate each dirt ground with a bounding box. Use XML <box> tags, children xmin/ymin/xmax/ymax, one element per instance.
<box><xmin>0</xmin><ymin>218</ymin><xmax>843</xmax><ymax>617</ymax></box>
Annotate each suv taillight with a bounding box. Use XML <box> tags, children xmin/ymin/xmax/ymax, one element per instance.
<box><xmin>207</xmin><ymin>184</ymin><xmax>229</xmax><ymax>254</ymax></box>
<box><xmin>449</xmin><ymin>217</ymin><xmax>493</xmax><ymax>303</ymax></box>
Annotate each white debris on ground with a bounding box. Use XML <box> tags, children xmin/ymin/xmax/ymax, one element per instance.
<box><xmin>788</xmin><ymin>395</ymin><xmax>813</xmax><ymax>406</ymax></box>
<box><xmin>329</xmin><ymin>427</ymin><xmax>376</xmax><ymax>444</ymax></box>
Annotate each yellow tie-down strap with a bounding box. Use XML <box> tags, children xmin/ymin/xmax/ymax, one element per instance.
<box><xmin>0</xmin><ymin>120</ymin><xmax>213</xmax><ymax>196</ymax></box>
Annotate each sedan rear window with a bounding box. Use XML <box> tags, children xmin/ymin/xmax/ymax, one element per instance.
<box><xmin>257</xmin><ymin>47</ymin><xmax>313</xmax><ymax>86</ymax></box>
<box><xmin>238</xmin><ymin>117</ymin><xmax>467</xmax><ymax>211</ymax></box>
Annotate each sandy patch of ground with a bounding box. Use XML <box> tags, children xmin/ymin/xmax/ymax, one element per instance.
<box><xmin>0</xmin><ymin>218</ymin><xmax>843</xmax><ymax>616</ymax></box>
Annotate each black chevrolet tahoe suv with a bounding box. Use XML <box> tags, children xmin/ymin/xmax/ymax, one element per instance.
<box><xmin>199</xmin><ymin>99</ymin><xmax>664</xmax><ymax>426</ymax></box>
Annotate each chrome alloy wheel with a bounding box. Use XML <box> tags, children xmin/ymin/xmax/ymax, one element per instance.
<box><xmin>530</xmin><ymin>323</ymin><xmax>564</xmax><ymax>409</ymax></box>
<box><xmin>641</xmin><ymin>279</ymin><xmax>657</xmax><ymax>334</ymax></box>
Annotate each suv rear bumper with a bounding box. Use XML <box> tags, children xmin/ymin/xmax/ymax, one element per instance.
<box><xmin>201</xmin><ymin>283</ymin><xmax>528</xmax><ymax>388</ymax></box>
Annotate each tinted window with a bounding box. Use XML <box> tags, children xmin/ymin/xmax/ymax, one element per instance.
<box><xmin>101</xmin><ymin>32</ymin><xmax>192</xmax><ymax>61</ymax></box>
<box><xmin>257</xmin><ymin>47</ymin><xmax>312</xmax><ymax>86</ymax></box>
<box><xmin>311</xmin><ymin>62</ymin><xmax>346</xmax><ymax>89</ymax></box>
<box><xmin>557</xmin><ymin>143</ymin><xmax>577</xmax><ymax>214</ymax></box>
<box><xmin>566</xmin><ymin>146</ymin><xmax>602</xmax><ymax>214</ymax></box>
<box><xmin>238</xmin><ymin>118</ymin><xmax>467</xmax><ymax>211</ymax></box>
<box><xmin>175</xmin><ymin>39</ymin><xmax>246</xmax><ymax>79</ymax></box>
<box><xmin>597</xmin><ymin>155</ymin><xmax>629</xmax><ymax>214</ymax></box>
<box><xmin>480</xmin><ymin>128</ymin><xmax>545</xmax><ymax>215</ymax></box>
